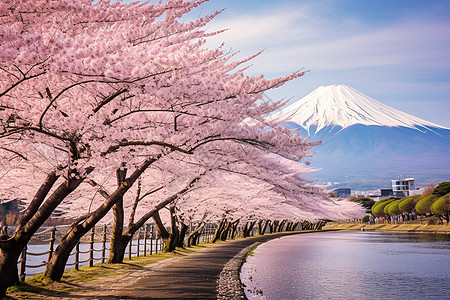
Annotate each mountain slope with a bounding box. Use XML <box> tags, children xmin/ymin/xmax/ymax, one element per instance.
<box><xmin>276</xmin><ymin>85</ymin><xmax>450</xmax><ymax>190</ymax></box>
<box><xmin>273</xmin><ymin>84</ymin><xmax>448</xmax><ymax>136</ymax></box>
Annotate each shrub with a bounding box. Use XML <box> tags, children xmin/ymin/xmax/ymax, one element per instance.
<box><xmin>398</xmin><ymin>195</ymin><xmax>421</xmax><ymax>213</ymax></box>
<box><xmin>372</xmin><ymin>199</ymin><xmax>395</xmax><ymax>217</ymax></box>
<box><xmin>415</xmin><ymin>195</ymin><xmax>438</xmax><ymax>215</ymax></box>
<box><xmin>386</xmin><ymin>200</ymin><xmax>402</xmax><ymax>216</ymax></box>
<box><xmin>432</xmin><ymin>182</ymin><xmax>450</xmax><ymax>197</ymax></box>
<box><xmin>430</xmin><ymin>193</ymin><xmax>450</xmax><ymax>224</ymax></box>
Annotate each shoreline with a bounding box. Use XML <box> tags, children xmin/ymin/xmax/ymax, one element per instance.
<box><xmin>8</xmin><ymin>227</ymin><xmax>447</xmax><ymax>299</ymax></box>
<box><xmin>323</xmin><ymin>222</ymin><xmax>450</xmax><ymax>234</ymax></box>
<box><xmin>7</xmin><ymin>231</ymin><xmax>309</xmax><ymax>299</ymax></box>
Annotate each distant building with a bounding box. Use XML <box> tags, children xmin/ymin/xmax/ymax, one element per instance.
<box><xmin>333</xmin><ymin>188</ymin><xmax>351</xmax><ymax>198</ymax></box>
<box><xmin>391</xmin><ymin>178</ymin><xmax>415</xmax><ymax>197</ymax></box>
<box><xmin>380</xmin><ymin>189</ymin><xmax>393</xmax><ymax>197</ymax></box>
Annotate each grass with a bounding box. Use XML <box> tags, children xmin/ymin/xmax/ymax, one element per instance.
<box><xmin>6</xmin><ymin>244</ymin><xmax>209</xmax><ymax>300</ymax></box>
<box><xmin>244</xmin><ymin>242</ymin><xmax>261</xmax><ymax>260</ymax></box>
<box><xmin>324</xmin><ymin>221</ymin><xmax>450</xmax><ymax>233</ymax></box>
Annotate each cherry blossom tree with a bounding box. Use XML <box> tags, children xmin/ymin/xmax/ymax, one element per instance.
<box><xmin>0</xmin><ymin>0</ymin><xmax>314</xmax><ymax>290</ymax></box>
<box><xmin>0</xmin><ymin>1</ymin><xmax>365</xmax><ymax>296</ymax></box>
<box><xmin>0</xmin><ymin>0</ymin><xmax>228</xmax><ymax>291</ymax></box>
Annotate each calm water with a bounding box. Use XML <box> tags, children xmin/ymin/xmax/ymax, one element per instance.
<box><xmin>240</xmin><ymin>231</ymin><xmax>450</xmax><ymax>300</ymax></box>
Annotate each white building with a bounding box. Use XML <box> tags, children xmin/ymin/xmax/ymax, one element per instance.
<box><xmin>391</xmin><ymin>178</ymin><xmax>415</xmax><ymax>197</ymax></box>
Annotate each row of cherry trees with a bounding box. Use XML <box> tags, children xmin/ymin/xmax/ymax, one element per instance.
<box><xmin>0</xmin><ymin>0</ymin><xmax>364</xmax><ymax>296</ymax></box>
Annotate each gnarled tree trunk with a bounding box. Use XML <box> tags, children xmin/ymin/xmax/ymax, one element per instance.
<box><xmin>0</xmin><ymin>171</ymin><xmax>86</xmax><ymax>297</ymax></box>
<box><xmin>43</xmin><ymin>159</ymin><xmax>154</xmax><ymax>281</ymax></box>
<box><xmin>212</xmin><ymin>218</ymin><xmax>226</xmax><ymax>243</ymax></box>
<box><xmin>230</xmin><ymin>220</ymin><xmax>240</xmax><ymax>239</ymax></box>
<box><xmin>243</xmin><ymin>221</ymin><xmax>256</xmax><ymax>237</ymax></box>
<box><xmin>107</xmin><ymin>169</ymin><xmax>127</xmax><ymax>263</ymax></box>
<box><xmin>176</xmin><ymin>223</ymin><xmax>189</xmax><ymax>248</ymax></box>
<box><xmin>187</xmin><ymin>223</ymin><xmax>204</xmax><ymax>247</ymax></box>
<box><xmin>0</xmin><ymin>240</ymin><xmax>22</xmax><ymax>296</ymax></box>
<box><xmin>220</xmin><ymin>220</ymin><xmax>231</xmax><ymax>241</ymax></box>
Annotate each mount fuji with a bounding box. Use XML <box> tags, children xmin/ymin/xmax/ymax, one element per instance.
<box><xmin>273</xmin><ymin>85</ymin><xmax>450</xmax><ymax>190</ymax></box>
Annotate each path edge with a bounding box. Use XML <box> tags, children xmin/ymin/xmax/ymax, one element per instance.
<box><xmin>216</xmin><ymin>241</ymin><xmax>261</xmax><ymax>299</ymax></box>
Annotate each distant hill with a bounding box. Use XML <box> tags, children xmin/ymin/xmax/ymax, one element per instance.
<box><xmin>272</xmin><ymin>85</ymin><xmax>450</xmax><ymax>190</ymax></box>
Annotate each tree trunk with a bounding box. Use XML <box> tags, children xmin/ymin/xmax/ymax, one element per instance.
<box><xmin>152</xmin><ymin>210</ymin><xmax>170</xmax><ymax>251</ymax></box>
<box><xmin>212</xmin><ymin>219</ymin><xmax>226</xmax><ymax>243</ymax></box>
<box><xmin>176</xmin><ymin>224</ymin><xmax>189</xmax><ymax>248</ymax></box>
<box><xmin>108</xmin><ymin>169</ymin><xmax>127</xmax><ymax>263</ymax></box>
<box><xmin>0</xmin><ymin>243</ymin><xmax>22</xmax><ymax>297</ymax></box>
<box><xmin>243</xmin><ymin>221</ymin><xmax>256</xmax><ymax>237</ymax></box>
<box><xmin>278</xmin><ymin>220</ymin><xmax>287</xmax><ymax>232</ymax></box>
<box><xmin>289</xmin><ymin>222</ymin><xmax>299</xmax><ymax>231</ymax></box>
<box><xmin>165</xmin><ymin>225</ymin><xmax>179</xmax><ymax>252</ymax></box>
<box><xmin>0</xmin><ymin>171</ymin><xmax>84</xmax><ymax>297</ymax></box>
<box><xmin>187</xmin><ymin>223</ymin><xmax>204</xmax><ymax>247</ymax></box>
<box><xmin>107</xmin><ymin>235</ymin><xmax>131</xmax><ymax>263</ymax></box>
<box><xmin>272</xmin><ymin>220</ymin><xmax>280</xmax><ymax>233</ymax></box>
<box><xmin>230</xmin><ymin>220</ymin><xmax>240</xmax><ymax>239</ymax></box>
<box><xmin>162</xmin><ymin>206</ymin><xmax>180</xmax><ymax>252</ymax></box>
<box><xmin>44</xmin><ymin>223</ymin><xmax>85</xmax><ymax>281</ymax></box>
<box><xmin>108</xmin><ymin>182</ymin><xmax>183</xmax><ymax>263</ymax></box>
<box><xmin>44</xmin><ymin>159</ymin><xmax>154</xmax><ymax>281</ymax></box>
<box><xmin>268</xmin><ymin>221</ymin><xmax>274</xmax><ymax>233</ymax></box>
<box><xmin>262</xmin><ymin>220</ymin><xmax>270</xmax><ymax>235</ymax></box>
<box><xmin>220</xmin><ymin>221</ymin><xmax>231</xmax><ymax>241</ymax></box>
<box><xmin>257</xmin><ymin>220</ymin><xmax>264</xmax><ymax>235</ymax></box>
<box><xmin>187</xmin><ymin>224</ymin><xmax>200</xmax><ymax>247</ymax></box>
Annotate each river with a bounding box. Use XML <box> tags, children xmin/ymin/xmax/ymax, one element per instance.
<box><xmin>240</xmin><ymin>231</ymin><xmax>450</xmax><ymax>300</ymax></box>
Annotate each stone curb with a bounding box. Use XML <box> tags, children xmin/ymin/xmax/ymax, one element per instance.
<box><xmin>217</xmin><ymin>241</ymin><xmax>261</xmax><ymax>299</ymax></box>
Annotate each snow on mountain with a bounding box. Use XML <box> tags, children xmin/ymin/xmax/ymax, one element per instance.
<box><xmin>272</xmin><ymin>84</ymin><xmax>448</xmax><ymax>136</ymax></box>
<box><xmin>273</xmin><ymin>84</ymin><xmax>450</xmax><ymax>190</ymax></box>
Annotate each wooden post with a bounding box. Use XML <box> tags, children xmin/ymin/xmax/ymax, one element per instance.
<box><xmin>150</xmin><ymin>225</ymin><xmax>153</xmax><ymax>255</ymax></box>
<box><xmin>47</xmin><ymin>227</ymin><xmax>56</xmax><ymax>264</ymax></box>
<box><xmin>155</xmin><ymin>233</ymin><xmax>159</xmax><ymax>254</ymax></box>
<box><xmin>102</xmin><ymin>224</ymin><xmax>107</xmax><ymax>264</ymax></box>
<box><xmin>19</xmin><ymin>245</ymin><xmax>27</xmax><ymax>281</ymax></box>
<box><xmin>137</xmin><ymin>228</ymin><xmax>141</xmax><ymax>257</ymax></box>
<box><xmin>143</xmin><ymin>225</ymin><xmax>148</xmax><ymax>256</ymax></box>
<box><xmin>89</xmin><ymin>226</ymin><xmax>95</xmax><ymax>267</ymax></box>
<box><xmin>75</xmin><ymin>242</ymin><xmax>80</xmax><ymax>270</ymax></box>
<box><xmin>128</xmin><ymin>237</ymin><xmax>132</xmax><ymax>260</ymax></box>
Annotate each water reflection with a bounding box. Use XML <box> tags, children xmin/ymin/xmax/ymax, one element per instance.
<box><xmin>240</xmin><ymin>231</ymin><xmax>450</xmax><ymax>300</ymax></box>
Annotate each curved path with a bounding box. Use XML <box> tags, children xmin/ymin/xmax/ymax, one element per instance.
<box><xmin>63</xmin><ymin>231</ymin><xmax>304</xmax><ymax>300</ymax></box>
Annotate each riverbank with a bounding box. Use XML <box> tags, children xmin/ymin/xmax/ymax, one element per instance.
<box><xmin>5</xmin><ymin>231</ymin><xmax>309</xmax><ymax>300</ymax></box>
<box><xmin>324</xmin><ymin>222</ymin><xmax>450</xmax><ymax>233</ymax></box>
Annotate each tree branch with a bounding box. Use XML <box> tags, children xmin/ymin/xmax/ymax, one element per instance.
<box><xmin>93</xmin><ymin>88</ymin><xmax>128</xmax><ymax>113</ymax></box>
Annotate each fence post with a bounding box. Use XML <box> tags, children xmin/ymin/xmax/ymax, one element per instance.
<box><xmin>150</xmin><ymin>225</ymin><xmax>153</xmax><ymax>255</ymax></box>
<box><xmin>19</xmin><ymin>245</ymin><xmax>27</xmax><ymax>281</ymax></box>
<box><xmin>137</xmin><ymin>228</ymin><xmax>141</xmax><ymax>257</ymax></box>
<box><xmin>75</xmin><ymin>242</ymin><xmax>80</xmax><ymax>270</ymax></box>
<box><xmin>143</xmin><ymin>225</ymin><xmax>147</xmax><ymax>256</ymax></box>
<box><xmin>89</xmin><ymin>226</ymin><xmax>95</xmax><ymax>267</ymax></box>
<box><xmin>128</xmin><ymin>237</ymin><xmax>132</xmax><ymax>260</ymax></box>
<box><xmin>47</xmin><ymin>227</ymin><xmax>56</xmax><ymax>264</ymax></box>
<box><xmin>102</xmin><ymin>224</ymin><xmax>107</xmax><ymax>264</ymax></box>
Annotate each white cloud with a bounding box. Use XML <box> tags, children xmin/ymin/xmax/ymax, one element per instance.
<box><xmin>205</xmin><ymin>3</ymin><xmax>450</xmax><ymax>74</ymax></box>
<box><xmin>200</xmin><ymin>1</ymin><xmax>450</xmax><ymax>127</ymax></box>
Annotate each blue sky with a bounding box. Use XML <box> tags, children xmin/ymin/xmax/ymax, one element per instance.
<box><xmin>186</xmin><ymin>0</ymin><xmax>450</xmax><ymax>127</ymax></box>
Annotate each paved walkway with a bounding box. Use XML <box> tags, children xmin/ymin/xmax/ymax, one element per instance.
<box><xmin>62</xmin><ymin>231</ymin><xmax>303</xmax><ymax>300</ymax></box>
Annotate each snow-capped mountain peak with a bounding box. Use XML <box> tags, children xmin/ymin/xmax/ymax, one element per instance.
<box><xmin>273</xmin><ymin>84</ymin><xmax>447</xmax><ymax>135</ymax></box>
